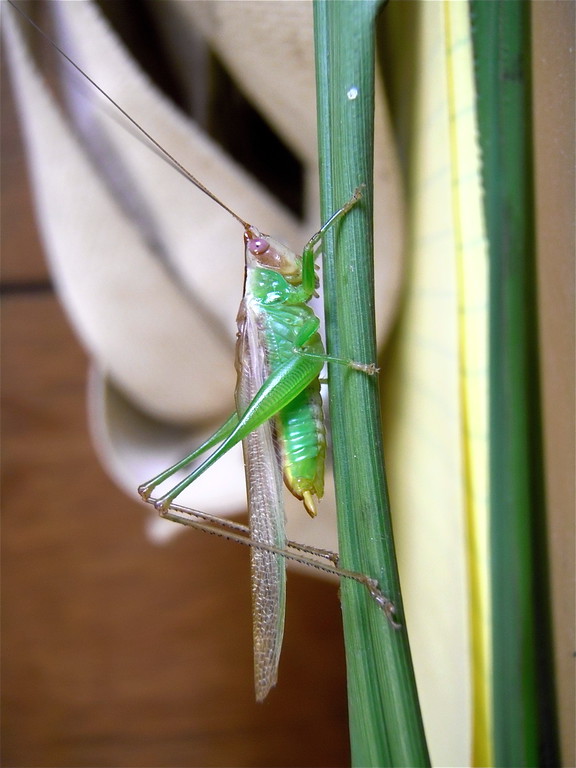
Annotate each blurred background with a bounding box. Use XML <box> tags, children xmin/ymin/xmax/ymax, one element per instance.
<box><xmin>1</xmin><ymin>3</ymin><xmax>356</xmax><ymax>765</ymax></box>
<box><xmin>1</xmin><ymin>71</ymin><xmax>357</xmax><ymax>768</ymax></box>
<box><xmin>2</xmin><ymin>1</ymin><xmax>574</xmax><ymax>767</ymax></box>
<box><xmin>2</xmin><ymin>69</ymin><xmax>353</xmax><ymax>767</ymax></box>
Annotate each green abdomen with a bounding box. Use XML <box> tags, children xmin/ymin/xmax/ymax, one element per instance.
<box><xmin>277</xmin><ymin>381</ymin><xmax>326</xmax><ymax>504</ymax></box>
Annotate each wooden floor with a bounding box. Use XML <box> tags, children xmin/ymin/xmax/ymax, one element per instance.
<box><xmin>1</xmin><ymin>58</ymin><xmax>350</xmax><ymax>768</ymax></box>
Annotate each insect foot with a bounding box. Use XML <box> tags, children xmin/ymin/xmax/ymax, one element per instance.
<box><xmin>137</xmin><ymin>482</ymin><xmax>153</xmax><ymax>501</ymax></box>
<box><xmin>335</xmin><ymin>184</ymin><xmax>366</xmax><ymax>218</ymax></box>
<box><xmin>366</xmin><ymin>578</ymin><xmax>402</xmax><ymax>630</ymax></box>
<box><xmin>352</xmin><ymin>182</ymin><xmax>367</xmax><ymax>201</ymax></box>
<box><xmin>349</xmin><ymin>361</ymin><xmax>380</xmax><ymax>375</ymax></box>
<box><xmin>153</xmin><ymin>497</ymin><xmax>172</xmax><ymax>512</ymax></box>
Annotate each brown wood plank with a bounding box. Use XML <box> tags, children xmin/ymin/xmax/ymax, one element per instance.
<box><xmin>1</xmin><ymin>46</ymin><xmax>50</xmax><ymax>287</ymax></box>
<box><xmin>1</xmin><ymin>293</ymin><xmax>349</xmax><ymax>767</ymax></box>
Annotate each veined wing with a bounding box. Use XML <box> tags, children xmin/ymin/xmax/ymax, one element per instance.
<box><xmin>235</xmin><ymin>295</ymin><xmax>286</xmax><ymax>702</ymax></box>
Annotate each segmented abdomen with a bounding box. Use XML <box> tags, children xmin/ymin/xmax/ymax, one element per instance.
<box><xmin>277</xmin><ymin>381</ymin><xmax>326</xmax><ymax>506</ymax></box>
<box><xmin>261</xmin><ymin>301</ymin><xmax>326</xmax><ymax>512</ymax></box>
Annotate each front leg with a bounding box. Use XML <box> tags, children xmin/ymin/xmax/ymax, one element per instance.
<box><xmin>299</xmin><ymin>186</ymin><xmax>364</xmax><ymax>296</ymax></box>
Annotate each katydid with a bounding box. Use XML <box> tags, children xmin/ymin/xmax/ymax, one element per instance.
<box><xmin>138</xmin><ymin>190</ymin><xmax>397</xmax><ymax>699</ymax></box>
<box><xmin>8</xmin><ymin>0</ymin><xmax>399</xmax><ymax>702</ymax></box>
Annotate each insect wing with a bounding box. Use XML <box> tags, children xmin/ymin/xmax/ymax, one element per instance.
<box><xmin>236</xmin><ymin>297</ymin><xmax>287</xmax><ymax>701</ymax></box>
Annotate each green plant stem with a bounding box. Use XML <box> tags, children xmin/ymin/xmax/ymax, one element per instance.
<box><xmin>471</xmin><ymin>2</ymin><xmax>559</xmax><ymax>765</ymax></box>
<box><xmin>313</xmin><ymin>2</ymin><xmax>429</xmax><ymax>766</ymax></box>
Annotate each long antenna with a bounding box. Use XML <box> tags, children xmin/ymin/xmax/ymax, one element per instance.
<box><xmin>7</xmin><ymin>0</ymin><xmax>250</xmax><ymax>229</ymax></box>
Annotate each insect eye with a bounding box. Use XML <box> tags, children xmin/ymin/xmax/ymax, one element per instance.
<box><xmin>248</xmin><ymin>238</ymin><xmax>270</xmax><ymax>256</ymax></box>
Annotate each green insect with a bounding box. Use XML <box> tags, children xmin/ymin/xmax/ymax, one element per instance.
<box><xmin>9</xmin><ymin>0</ymin><xmax>398</xmax><ymax>702</ymax></box>
<box><xmin>138</xmin><ymin>189</ymin><xmax>398</xmax><ymax>700</ymax></box>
